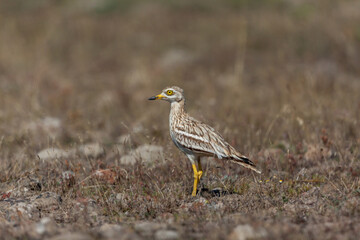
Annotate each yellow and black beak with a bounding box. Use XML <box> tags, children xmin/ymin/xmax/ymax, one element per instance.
<box><xmin>148</xmin><ymin>94</ymin><xmax>166</xmax><ymax>100</ymax></box>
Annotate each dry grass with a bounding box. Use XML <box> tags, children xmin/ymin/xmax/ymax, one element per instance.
<box><xmin>0</xmin><ymin>0</ymin><xmax>360</xmax><ymax>239</ymax></box>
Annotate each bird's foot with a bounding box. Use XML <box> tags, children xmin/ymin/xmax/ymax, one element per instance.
<box><xmin>198</xmin><ymin>171</ymin><xmax>203</xmax><ymax>180</ymax></box>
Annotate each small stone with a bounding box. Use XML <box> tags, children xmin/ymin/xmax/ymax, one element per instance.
<box><xmin>36</xmin><ymin>217</ymin><xmax>49</xmax><ymax>235</ymax></box>
<box><xmin>37</xmin><ymin>148</ymin><xmax>69</xmax><ymax>161</ymax></box>
<box><xmin>134</xmin><ymin>222</ymin><xmax>165</xmax><ymax>237</ymax></box>
<box><xmin>79</xmin><ymin>143</ymin><xmax>104</xmax><ymax>158</ymax></box>
<box><xmin>155</xmin><ymin>230</ymin><xmax>179</xmax><ymax>240</ymax></box>
<box><xmin>98</xmin><ymin>223</ymin><xmax>141</xmax><ymax>240</ymax></box>
<box><xmin>120</xmin><ymin>144</ymin><xmax>164</xmax><ymax>166</ymax></box>
<box><xmin>49</xmin><ymin>232</ymin><xmax>92</xmax><ymax>240</ymax></box>
<box><xmin>35</xmin><ymin>217</ymin><xmax>58</xmax><ymax>235</ymax></box>
<box><xmin>229</xmin><ymin>224</ymin><xmax>267</xmax><ymax>240</ymax></box>
<box><xmin>99</xmin><ymin>224</ymin><xmax>124</xmax><ymax>239</ymax></box>
<box><xmin>119</xmin><ymin>155</ymin><xmax>137</xmax><ymax>165</ymax></box>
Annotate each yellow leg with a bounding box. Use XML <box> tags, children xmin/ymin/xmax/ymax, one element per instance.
<box><xmin>192</xmin><ymin>164</ymin><xmax>199</xmax><ymax>196</ymax></box>
<box><xmin>197</xmin><ymin>158</ymin><xmax>203</xmax><ymax>180</ymax></box>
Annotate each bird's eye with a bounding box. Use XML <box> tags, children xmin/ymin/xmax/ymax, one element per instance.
<box><xmin>166</xmin><ymin>90</ymin><xmax>173</xmax><ymax>95</ymax></box>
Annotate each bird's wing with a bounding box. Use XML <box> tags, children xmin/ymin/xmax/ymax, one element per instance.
<box><xmin>172</xmin><ymin>116</ymin><xmax>233</xmax><ymax>159</ymax></box>
<box><xmin>172</xmin><ymin>115</ymin><xmax>261</xmax><ymax>174</ymax></box>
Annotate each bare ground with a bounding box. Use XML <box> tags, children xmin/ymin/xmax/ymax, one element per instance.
<box><xmin>0</xmin><ymin>0</ymin><xmax>360</xmax><ymax>239</ymax></box>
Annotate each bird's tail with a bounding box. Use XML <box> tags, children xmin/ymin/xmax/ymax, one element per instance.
<box><xmin>230</xmin><ymin>154</ymin><xmax>261</xmax><ymax>174</ymax></box>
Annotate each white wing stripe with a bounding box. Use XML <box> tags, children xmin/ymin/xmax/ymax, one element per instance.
<box><xmin>174</xmin><ymin>129</ymin><xmax>210</xmax><ymax>143</ymax></box>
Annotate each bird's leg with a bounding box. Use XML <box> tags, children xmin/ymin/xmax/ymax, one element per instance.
<box><xmin>197</xmin><ymin>157</ymin><xmax>203</xmax><ymax>180</ymax></box>
<box><xmin>188</xmin><ymin>155</ymin><xmax>201</xmax><ymax>196</ymax></box>
<box><xmin>191</xmin><ymin>163</ymin><xmax>199</xmax><ymax>196</ymax></box>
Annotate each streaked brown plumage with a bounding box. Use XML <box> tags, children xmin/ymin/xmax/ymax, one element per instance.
<box><xmin>149</xmin><ymin>86</ymin><xmax>261</xmax><ymax>196</ymax></box>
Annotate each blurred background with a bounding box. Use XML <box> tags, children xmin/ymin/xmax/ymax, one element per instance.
<box><xmin>1</xmin><ymin>1</ymin><xmax>360</xmax><ymax>238</ymax></box>
<box><xmin>0</xmin><ymin>0</ymin><xmax>359</xmax><ymax>159</ymax></box>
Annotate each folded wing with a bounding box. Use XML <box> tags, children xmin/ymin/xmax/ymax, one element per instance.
<box><xmin>172</xmin><ymin>116</ymin><xmax>261</xmax><ymax>173</ymax></box>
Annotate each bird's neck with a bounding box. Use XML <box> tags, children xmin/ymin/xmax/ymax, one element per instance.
<box><xmin>170</xmin><ymin>100</ymin><xmax>185</xmax><ymax>115</ymax></box>
<box><xmin>170</xmin><ymin>100</ymin><xmax>185</xmax><ymax>127</ymax></box>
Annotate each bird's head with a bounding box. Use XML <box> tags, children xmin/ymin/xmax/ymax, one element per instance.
<box><xmin>148</xmin><ymin>86</ymin><xmax>184</xmax><ymax>103</ymax></box>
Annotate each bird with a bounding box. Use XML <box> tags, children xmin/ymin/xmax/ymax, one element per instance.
<box><xmin>148</xmin><ymin>86</ymin><xmax>261</xmax><ymax>196</ymax></box>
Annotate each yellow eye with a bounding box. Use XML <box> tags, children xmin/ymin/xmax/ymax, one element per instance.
<box><xmin>166</xmin><ymin>90</ymin><xmax>173</xmax><ymax>95</ymax></box>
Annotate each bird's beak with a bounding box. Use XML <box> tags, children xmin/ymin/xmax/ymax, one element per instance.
<box><xmin>148</xmin><ymin>94</ymin><xmax>166</xmax><ymax>100</ymax></box>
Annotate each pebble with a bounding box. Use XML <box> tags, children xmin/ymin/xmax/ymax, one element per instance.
<box><xmin>155</xmin><ymin>230</ymin><xmax>180</xmax><ymax>240</ymax></box>
<box><xmin>37</xmin><ymin>148</ymin><xmax>70</xmax><ymax>161</ymax></box>
<box><xmin>49</xmin><ymin>232</ymin><xmax>92</xmax><ymax>240</ymax></box>
<box><xmin>229</xmin><ymin>224</ymin><xmax>267</xmax><ymax>240</ymax></box>
<box><xmin>79</xmin><ymin>143</ymin><xmax>104</xmax><ymax>158</ymax></box>
<box><xmin>134</xmin><ymin>222</ymin><xmax>165</xmax><ymax>237</ymax></box>
<box><xmin>120</xmin><ymin>144</ymin><xmax>164</xmax><ymax>166</ymax></box>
